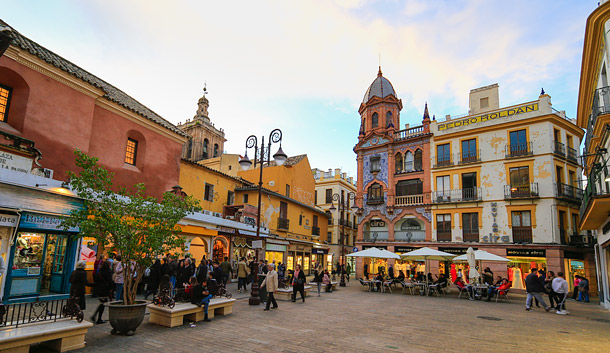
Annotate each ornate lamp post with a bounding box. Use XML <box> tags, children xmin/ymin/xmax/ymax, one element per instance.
<box><xmin>239</xmin><ymin>129</ymin><xmax>287</xmax><ymax>305</ymax></box>
<box><xmin>329</xmin><ymin>191</ymin><xmax>358</xmax><ymax>287</ymax></box>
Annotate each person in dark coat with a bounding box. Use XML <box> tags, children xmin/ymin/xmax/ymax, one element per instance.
<box><xmin>525</xmin><ymin>268</ymin><xmax>551</xmax><ymax>311</ymax></box>
<box><xmin>91</xmin><ymin>260</ymin><xmax>113</xmax><ymax>324</ymax></box>
<box><xmin>144</xmin><ymin>259</ymin><xmax>162</xmax><ymax>300</ymax></box>
<box><xmin>69</xmin><ymin>261</ymin><xmax>93</xmax><ymax>310</ymax></box>
<box><xmin>196</xmin><ymin>259</ymin><xmax>208</xmax><ymax>284</ymax></box>
<box><xmin>291</xmin><ymin>264</ymin><xmax>307</xmax><ymax>302</ymax></box>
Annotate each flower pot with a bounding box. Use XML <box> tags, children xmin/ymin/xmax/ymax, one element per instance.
<box><xmin>105</xmin><ymin>300</ymin><xmax>148</xmax><ymax>336</ymax></box>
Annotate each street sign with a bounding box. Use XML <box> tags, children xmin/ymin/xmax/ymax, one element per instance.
<box><xmin>352</xmin><ymin>247</ymin><xmax>358</xmax><ymax>252</ymax></box>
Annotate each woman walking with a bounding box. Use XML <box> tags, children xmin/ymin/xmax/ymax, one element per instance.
<box><xmin>313</xmin><ymin>264</ymin><xmax>323</xmax><ymax>297</ymax></box>
<box><xmin>91</xmin><ymin>260</ymin><xmax>113</xmax><ymax>324</ymax></box>
<box><xmin>69</xmin><ymin>260</ymin><xmax>93</xmax><ymax>310</ymax></box>
<box><xmin>291</xmin><ymin>264</ymin><xmax>307</xmax><ymax>302</ymax></box>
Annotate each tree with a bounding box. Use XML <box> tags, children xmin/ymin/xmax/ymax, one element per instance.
<box><xmin>62</xmin><ymin>150</ymin><xmax>200</xmax><ymax>305</ymax></box>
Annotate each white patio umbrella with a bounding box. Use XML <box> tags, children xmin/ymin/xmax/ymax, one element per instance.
<box><xmin>399</xmin><ymin>247</ymin><xmax>456</xmax><ymax>284</ymax></box>
<box><xmin>453</xmin><ymin>250</ymin><xmax>511</xmax><ymax>263</ymax></box>
<box><xmin>466</xmin><ymin>247</ymin><xmax>480</xmax><ymax>284</ymax></box>
<box><xmin>347</xmin><ymin>247</ymin><xmax>400</xmax><ymax>276</ymax></box>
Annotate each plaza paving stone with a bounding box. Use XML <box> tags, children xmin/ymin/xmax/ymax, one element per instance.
<box><xmin>66</xmin><ymin>279</ymin><xmax>610</xmax><ymax>353</ymax></box>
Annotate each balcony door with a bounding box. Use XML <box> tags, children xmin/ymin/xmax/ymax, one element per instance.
<box><xmin>511</xmin><ymin>211</ymin><xmax>532</xmax><ymax>243</ymax></box>
<box><xmin>436</xmin><ymin>176</ymin><xmax>451</xmax><ymax>201</ymax></box>
<box><xmin>461</xmin><ymin>172</ymin><xmax>477</xmax><ymax>200</ymax></box>
<box><xmin>509</xmin><ymin>166</ymin><xmax>530</xmax><ymax>197</ymax></box>
<box><xmin>509</xmin><ymin>129</ymin><xmax>527</xmax><ymax>155</ymax></box>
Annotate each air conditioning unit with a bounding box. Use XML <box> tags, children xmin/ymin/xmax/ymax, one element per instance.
<box><xmin>213</xmin><ymin>212</ymin><xmax>221</xmax><ymax>217</ymax></box>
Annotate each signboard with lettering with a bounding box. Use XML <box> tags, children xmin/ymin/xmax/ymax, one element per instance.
<box><xmin>0</xmin><ymin>151</ymin><xmax>33</xmax><ymax>174</ymax></box>
<box><xmin>506</xmin><ymin>248</ymin><xmax>546</xmax><ymax>258</ymax></box>
<box><xmin>438</xmin><ymin>103</ymin><xmax>539</xmax><ymax>131</ymax></box>
<box><xmin>0</xmin><ymin>213</ymin><xmax>19</xmax><ymax>227</ymax></box>
<box><xmin>437</xmin><ymin>247</ymin><xmax>476</xmax><ymax>255</ymax></box>
<box><xmin>312</xmin><ymin>248</ymin><xmax>328</xmax><ymax>254</ymax></box>
<box><xmin>19</xmin><ymin>212</ymin><xmax>79</xmax><ymax>232</ymax></box>
<box><xmin>394</xmin><ymin>246</ymin><xmax>418</xmax><ymax>253</ymax></box>
<box><xmin>370</xmin><ymin>220</ymin><xmax>386</xmax><ymax>227</ymax></box>
<box><xmin>362</xmin><ymin>245</ymin><xmax>387</xmax><ymax>250</ymax></box>
<box><xmin>252</xmin><ymin>240</ymin><xmax>263</xmax><ymax>249</ymax></box>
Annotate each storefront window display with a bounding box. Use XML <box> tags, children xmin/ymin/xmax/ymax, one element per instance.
<box><xmin>80</xmin><ymin>237</ymin><xmax>97</xmax><ymax>270</ymax></box>
<box><xmin>507</xmin><ymin>257</ymin><xmax>546</xmax><ymax>290</ymax></box>
<box><xmin>563</xmin><ymin>253</ymin><xmax>586</xmax><ymax>292</ymax></box>
<box><xmin>287</xmin><ymin>254</ymin><xmax>294</xmax><ymax>272</ymax></box>
<box><xmin>265</xmin><ymin>251</ymin><xmax>284</xmax><ymax>266</ymax></box>
<box><xmin>326</xmin><ymin>254</ymin><xmax>333</xmax><ymax>272</ymax></box>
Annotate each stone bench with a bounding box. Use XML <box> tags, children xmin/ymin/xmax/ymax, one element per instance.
<box><xmin>308</xmin><ymin>282</ymin><xmax>339</xmax><ymax>291</ymax></box>
<box><xmin>147</xmin><ymin>298</ymin><xmax>236</xmax><ymax>328</ymax></box>
<box><xmin>0</xmin><ymin>319</ymin><xmax>93</xmax><ymax>353</ymax></box>
<box><xmin>274</xmin><ymin>286</ymin><xmax>312</xmax><ymax>301</ymax></box>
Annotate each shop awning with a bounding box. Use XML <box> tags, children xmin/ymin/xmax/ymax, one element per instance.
<box><xmin>178</xmin><ymin>224</ymin><xmax>218</xmax><ymax>236</ymax></box>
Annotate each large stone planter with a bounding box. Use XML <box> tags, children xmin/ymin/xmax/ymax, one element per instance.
<box><xmin>105</xmin><ymin>300</ymin><xmax>148</xmax><ymax>336</ymax></box>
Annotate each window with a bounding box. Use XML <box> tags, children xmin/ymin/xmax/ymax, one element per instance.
<box><xmin>314</xmin><ymin>190</ymin><xmax>318</xmax><ymax>204</ymax></box>
<box><xmin>370</xmin><ymin>156</ymin><xmax>381</xmax><ymax>173</ymax></box>
<box><xmin>367</xmin><ymin>183</ymin><xmax>383</xmax><ymax>203</ymax></box>
<box><xmin>204</xmin><ymin>183</ymin><xmax>214</xmax><ymax>201</ymax></box>
<box><xmin>325</xmin><ymin>189</ymin><xmax>332</xmax><ymax>203</ymax></box>
<box><xmin>509</xmin><ymin>129</ymin><xmax>528</xmax><ymax>156</ymax></box>
<box><xmin>436</xmin><ymin>214</ymin><xmax>451</xmax><ymax>241</ymax></box>
<box><xmin>395</xmin><ymin>153</ymin><xmax>403</xmax><ymax>173</ymax></box>
<box><xmin>462</xmin><ymin>213</ymin><xmax>479</xmax><ymax>242</ymax></box>
<box><xmin>299</xmin><ymin>215</ymin><xmax>303</xmax><ymax>226</ymax></box>
<box><xmin>511</xmin><ymin>211</ymin><xmax>532</xmax><ymax>243</ymax></box>
<box><xmin>280</xmin><ymin>201</ymin><xmax>288</xmax><ymax>218</ymax></box>
<box><xmin>404</xmin><ymin>151</ymin><xmax>414</xmax><ymax>172</ymax></box>
<box><xmin>227</xmin><ymin>191</ymin><xmax>234</xmax><ymax>205</ymax></box>
<box><xmin>286</xmin><ymin>184</ymin><xmax>290</xmax><ymax>197</ymax></box>
<box><xmin>414</xmin><ymin>149</ymin><xmax>422</xmax><ymax>170</ymax></box>
<box><xmin>124</xmin><ymin>138</ymin><xmax>138</xmax><ymax>165</ymax></box>
<box><xmin>203</xmin><ymin>139</ymin><xmax>209</xmax><ymax>159</ymax></box>
<box><xmin>396</xmin><ymin>179</ymin><xmax>423</xmax><ymax>196</ymax></box>
<box><xmin>372</xmin><ymin>112</ymin><xmax>378</xmax><ymax>128</ymax></box>
<box><xmin>571</xmin><ymin>213</ymin><xmax>579</xmax><ymax>233</ymax></box>
<box><xmin>386</xmin><ymin>111</ymin><xmax>392</xmax><ymax>127</ymax></box>
<box><xmin>213</xmin><ymin>144</ymin><xmax>219</xmax><ymax>158</ymax></box>
<box><xmin>461</xmin><ymin>139</ymin><xmax>477</xmax><ymax>162</ymax></box>
<box><xmin>243</xmin><ymin>194</ymin><xmax>249</xmax><ymax>204</ymax></box>
<box><xmin>480</xmin><ymin>97</ymin><xmax>489</xmax><ymax>108</ymax></box>
<box><xmin>326</xmin><ymin>211</ymin><xmax>332</xmax><ymax>225</ymax></box>
<box><xmin>509</xmin><ymin>166</ymin><xmax>529</xmax><ymax>186</ymax></box>
<box><xmin>0</xmin><ymin>84</ymin><xmax>11</xmax><ymax>122</ymax></box>
<box><xmin>313</xmin><ymin>215</ymin><xmax>318</xmax><ymax>227</ymax></box>
<box><xmin>437</xmin><ymin>144</ymin><xmax>451</xmax><ymax>166</ymax></box>
<box><xmin>436</xmin><ymin>175</ymin><xmax>451</xmax><ymax>200</ymax></box>
<box><xmin>327</xmin><ymin>231</ymin><xmax>332</xmax><ymax>243</ymax></box>
<box><xmin>461</xmin><ymin>172</ymin><xmax>477</xmax><ymax>200</ymax></box>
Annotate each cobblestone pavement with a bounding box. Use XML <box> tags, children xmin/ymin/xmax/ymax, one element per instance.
<box><xmin>67</xmin><ymin>279</ymin><xmax>610</xmax><ymax>353</ymax></box>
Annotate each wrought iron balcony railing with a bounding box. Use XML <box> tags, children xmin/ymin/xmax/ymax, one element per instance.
<box><xmin>312</xmin><ymin>226</ymin><xmax>320</xmax><ymax>236</ymax></box>
<box><xmin>432</xmin><ymin>188</ymin><xmax>482</xmax><ymax>203</ymax></box>
<box><xmin>555</xmin><ymin>183</ymin><xmax>583</xmax><ymax>203</ymax></box>
<box><xmin>505</xmin><ymin>142</ymin><xmax>533</xmax><ymax>158</ymax></box>
<box><xmin>504</xmin><ymin>183</ymin><xmax>539</xmax><ymax>199</ymax></box>
<box><xmin>458</xmin><ymin>150</ymin><xmax>481</xmax><ymax>164</ymax></box>
<box><xmin>277</xmin><ymin>217</ymin><xmax>290</xmax><ymax>230</ymax></box>
<box><xmin>366</xmin><ymin>196</ymin><xmax>384</xmax><ymax>205</ymax></box>
<box><xmin>462</xmin><ymin>231</ymin><xmax>479</xmax><ymax>242</ymax></box>
<box><xmin>363</xmin><ymin>231</ymin><xmax>389</xmax><ymax>241</ymax></box>
<box><xmin>567</xmin><ymin>146</ymin><xmax>578</xmax><ymax>163</ymax></box>
<box><xmin>512</xmin><ymin>227</ymin><xmax>533</xmax><ymax>243</ymax></box>
<box><xmin>585</xmin><ymin>86</ymin><xmax>610</xmax><ymax>153</ymax></box>
<box><xmin>553</xmin><ymin>140</ymin><xmax>566</xmax><ymax>157</ymax></box>
<box><xmin>434</xmin><ymin>155</ymin><xmax>453</xmax><ymax>168</ymax></box>
<box><xmin>436</xmin><ymin>230</ymin><xmax>452</xmax><ymax>242</ymax></box>
<box><xmin>394</xmin><ymin>230</ymin><xmax>426</xmax><ymax>242</ymax></box>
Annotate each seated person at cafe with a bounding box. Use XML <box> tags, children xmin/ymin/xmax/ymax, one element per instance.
<box><xmin>415</xmin><ymin>272</ymin><xmax>425</xmax><ymax>282</ymax></box>
<box><xmin>485</xmin><ymin>278</ymin><xmax>510</xmax><ymax>302</ymax></box>
<box><xmin>397</xmin><ymin>270</ymin><xmax>406</xmax><ymax>281</ymax></box>
<box><xmin>455</xmin><ymin>277</ymin><xmax>474</xmax><ymax>299</ymax></box>
<box><xmin>427</xmin><ymin>273</ymin><xmax>434</xmax><ymax>283</ymax></box>
<box><xmin>494</xmin><ymin>276</ymin><xmax>503</xmax><ymax>286</ymax></box>
<box><xmin>436</xmin><ymin>273</ymin><xmax>448</xmax><ymax>288</ymax></box>
<box><xmin>207</xmin><ymin>273</ymin><xmax>218</xmax><ymax>297</ymax></box>
<box><xmin>374</xmin><ymin>273</ymin><xmax>383</xmax><ymax>291</ymax></box>
<box><xmin>388</xmin><ymin>265</ymin><xmax>395</xmax><ymax>279</ymax></box>
<box><xmin>482</xmin><ymin>268</ymin><xmax>494</xmax><ymax>285</ymax></box>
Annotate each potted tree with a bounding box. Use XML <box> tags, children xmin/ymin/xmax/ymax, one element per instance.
<box><xmin>63</xmin><ymin>150</ymin><xmax>199</xmax><ymax>335</ymax></box>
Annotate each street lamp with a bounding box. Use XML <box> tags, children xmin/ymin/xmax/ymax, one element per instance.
<box><xmin>239</xmin><ymin>128</ymin><xmax>286</xmax><ymax>305</ymax></box>
<box><xmin>329</xmin><ymin>191</ymin><xmax>358</xmax><ymax>287</ymax></box>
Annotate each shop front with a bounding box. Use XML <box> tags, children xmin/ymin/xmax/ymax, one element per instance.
<box><xmin>362</xmin><ymin>245</ymin><xmax>388</xmax><ymax>277</ymax></box>
<box><xmin>265</xmin><ymin>243</ymin><xmax>287</xmax><ymax>266</ymax></box>
<box><xmin>563</xmin><ymin>250</ymin><xmax>587</xmax><ymax>293</ymax></box>
<box><xmin>437</xmin><ymin>247</ymin><xmax>475</xmax><ymax>282</ymax></box>
<box><xmin>212</xmin><ymin>235</ymin><xmax>230</xmax><ymax>263</ymax></box>
<box><xmin>312</xmin><ymin>248</ymin><xmax>328</xmax><ymax>271</ymax></box>
<box><xmin>287</xmin><ymin>243</ymin><xmax>313</xmax><ymax>275</ymax></box>
<box><xmin>392</xmin><ymin>246</ymin><xmax>421</xmax><ymax>279</ymax></box>
<box><xmin>506</xmin><ymin>248</ymin><xmax>547</xmax><ymax>290</ymax></box>
<box><xmin>232</xmin><ymin>236</ymin><xmax>256</xmax><ymax>262</ymax></box>
<box><xmin>4</xmin><ymin>212</ymin><xmax>79</xmax><ymax>302</ymax></box>
<box><xmin>179</xmin><ymin>224</ymin><xmax>217</xmax><ymax>264</ymax></box>
<box><xmin>0</xmin><ymin>212</ymin><xmax>19</xmax><ymax>298</ymax></box>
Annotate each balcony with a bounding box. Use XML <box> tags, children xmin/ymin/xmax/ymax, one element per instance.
<box><xmin>505</xmin><ymin>142</ymin><xmax>533</xmax><ymax>158</ymax></box>
<box><xmin>553</xmin><ymin>140</ymin><xmax>566</xmax><ymax>157</ymax></box>
<box><xmin>339</xmin><ymin>219</ymin><xmax>354</xmax><ymax>228</ymax></box>
<box><xmin>555</xmin><ymin>183</ymin><xmax>583</xmax><ymax>204</ymax></box>
<box><xmin>367</xmin><ymin>196</ymin><xmax>384</xmax><ymax>205</ymax></box>
<box><xmin>512</xmin><ymin>227</ymin><xmax>532</xmax><ymax>243</ymax></box>
<box><xmin>504</xmin><ymin>183</ymin><xmax>539</xmax><ymax>199</ymax></box>
<box><xmin>462</xmin><ymin>230</ymin><xmax>479</xmax><ymax>242</ymax></box>
<box><xmin>568</xmin><ymin>233</ymin><xmax>595</xmax><ymax>248</ymax></box>
<box><xmin>394</xmin><ymin>125</ymin><xmax>426</xmax><ymax>141</ymax></box>
<box><xmin>437</xmin><ymin>230</ymin><xmax>452</xmax><ymax>242</ymax></box>
<box><xmin>395</xmin><ymin>194</ymin><xmax>424</xmax><ymax>206</ymax></box>
<box><xmin>432</xmin><ymin>188</ymin><xmax>482</xmax><ymax>203</ymax></box>
<box><xmin>584</xmin><ymin>86</ymin><xmax>610</xmax><ymax>153</ymax></box>
<box><xmin>394</xmin><ymin>230</ymin><xmax>426</xmax><ymax>242</ymax></box>
<box><xmin>363</xmin><ymin>231</ymin><xmax>389</xmax><ymax>242</ymax></box>
<box><xmin>434</xmin><ymin>155</ymin><xmax>453</xmax><ymax>168</ymax></box>
<box><xmin>312</xmin><ymin>226</ymin><xmax>320</xmax><ymax>236</ymax></box>
<box><xmin>567</xmin><ymin>146</ymin><xmax>578</xmax><ymax>163</ymax></box>
<box><xmin>277</xmin><ymin>217</ymin><xmax>289</xmax><ymax>231</ymax></box>
<box><xmin>458</xmin><ymin>150</ymin><xmax>481</xmax><ymax>165</ymax></box>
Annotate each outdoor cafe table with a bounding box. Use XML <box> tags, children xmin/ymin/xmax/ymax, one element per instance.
<box><xmin>472</xmin><ymin>284</ymin><xmax>489</xmax><ymax>299</ymax></box>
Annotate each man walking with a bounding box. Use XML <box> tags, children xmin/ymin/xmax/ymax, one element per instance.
<box><xmin>552</xmin><ymin>271</ymin><xmax>569</xmax><ymax>315</ymax></box>
<box><xmin>525</xmin><ymin>268</ymin><xmax>552</xmax><ymax>312</ymax></box>
<box><xmin>237</xmin><ymin>257</ymin><xmax>249</xmax><ymax>293</ymax></box>
<box><xmin>220</xmin><ymin>256</ymin><xmax>233</xmax><ymax>286</ymax></box>
<box><xmin>261</xmin><ymin>264</ymin><xmax>278</xmax><ymax>311</ymax></box>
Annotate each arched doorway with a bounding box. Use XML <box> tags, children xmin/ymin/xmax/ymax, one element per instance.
<box><xmin>189</xmin><ymin>237</ymin><xmax>208</xmax><ymax>264</ymax></box>
<box><xmin>213</xmin><ymin>238</ymin><xmax>227</xmax><ymax>263</ymax></box>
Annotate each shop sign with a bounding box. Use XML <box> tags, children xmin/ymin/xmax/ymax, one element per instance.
<box><xmin>0</xmin><ymin>214</ymin><xmax>19</xmax><ymax>227</ymax></box>
<box><xmin>394</xmin><ymin>246</ymin><xmax>418</xmax><ymax>253</ymax></box>
<box><xmin>0</xmin><ymin>151</ymin><xmax>33</xmax><ymax>174</ymax></box>
<box><xmin>564</xmin><ymin>251</ymin><xmax>585</xmax><ymax>260</ymax></box>
<box><xmin>19</xmin><ymin>212</ymin><xmax>79</xmax><ymax>232</ymax></box>
<box><xmin>438</xmin><ymin>102</ymin><xmax>539</xmax><ymax>131</ymax></box>
<box><xmin>438</xmin><ymin>247</ymin><xmax>476</xmax><ymax>255</ymax></box>
<box><xmin>219</xmin><ymin>227</ymin><xmax>236</xmax><ymax>234</ymax></box>
<box><xmin>252</xmin><ymin>240</ymin><xmax>263</xmax><ymax>249</ymax></box>
<box><xmin>312</xmin><ymin>248</ymin><xmax>328</xmax><ymax>254</ymax></box>
<box><xmin>266</xmin><ymin>244</ymin><xmax>286</xmax><ymax>252</ymax></box>
<box><xmin>362</xmin><ymin>245</ymin><xmax>387</xmax><ymax>250</ymax></box>
<box><xmin>370</xmin><ymin>220</ymin><xmax>386</xmax><ymax>227</ymax></box>
<box><xmin>506</xmin><ymin>248</ymin><xmax>546</xmax><ymax>257</ymax></box>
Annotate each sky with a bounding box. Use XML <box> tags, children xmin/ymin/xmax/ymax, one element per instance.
<box><xmin>2</xmin><ymin>0</ymin><xmax>598</xmax><ymax>179</ymax></box>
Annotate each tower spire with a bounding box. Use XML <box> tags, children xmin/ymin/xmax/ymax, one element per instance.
<box><xmin>423</xmin><ymin>102</ymin><xmax>430</xmax><ymax>121</ymax></box>
<box><xmin>378</xmin><ymin>65</ymin><xmax>383</xmax><ymax>77</ymax></box>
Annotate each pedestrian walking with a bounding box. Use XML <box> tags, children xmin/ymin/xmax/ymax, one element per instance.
<box><xmin>237</xmin><ymin>257</ymin><xmax>249</xmax><ymax>292</ymax></box>
<box><xmin>69</xmin><ymin>260</ymin><xmax>93</xmax><ymax>310</ymax></box>
<box><xmin>525</xmin><ymin>268</ymin><xmax>552</xmax><ymax>312</ymax></box>
<box><xmin>113</xmin><ymin>255</ymin><xmax>124</xmax><ymax>301</ymax></box>
<box><xmin>261</xmin><ymin>264</ymin><xmax>278</xmax><ymax>311</ymax></box>
<box><xmin>346</xmin><ymin>262</ymin><xmax>352</xmax><ymax>282</ymax></box>
<box><xmin>220</xmin><ymin>256</ymin><xmax>233</xmax><ymax>285</ymax></box>
<box><xmin>291</xmin><ymin>264</ymin><xmax>306</xmax><ymax>302</ymax></box>
<box><xmin>571</xmin><ymin>275</ymin><xmax>581</xmax><ymax>300</ymax></box>
<box><xmin>578</xmin><ymin>277</ymin><xmax>590</xmax><ymax>302</ymax></box>
<box><xmin>545</xmin><ymin>271</ymin><xmax>557</xmax><ymax>309</ymax></box>
<box><xmin>91</xmin><ymin>260</ymin><xmax>113</xmax><ymax>324</ymax></box>
<box><xmin>313</xmin><ymin>264</ymin><xmax>323</xmax><ymax>297</ymax></box>
<box><xmin>552</xmin><ymin>271</ymin><xmax>569</xmax><ymax>315</ymax></box>
<box><xmin>144</xmin><ymin>259</ymin><xmax>162</xmax><ymax>300</ymax></box>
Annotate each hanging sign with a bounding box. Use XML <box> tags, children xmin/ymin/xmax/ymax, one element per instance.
<box><xmin>0</xmin><ymin>214</ymin><xmax>19</xmax><ymax>227</ymax></box>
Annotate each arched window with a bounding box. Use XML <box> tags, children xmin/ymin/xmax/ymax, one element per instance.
<box><xmin>386</xmin><ymin>111</ymin><xmax>392</xmax><ymax>127</ymax></box>
<box><xmin>213</xmin><ymin>143</ymin><xmax>219</xmax><ymax>158</ymax></box>
<box><xmin>367</xmin><ymin>183</ymin><xmax>383</xmax><ymax>204</ymax></box>
<box><xmin>414</xmin><ymin>149</ymin><xmax>423</xmax><ymax>170</ymax></box>
<box><xmin>203</xmin><ymin>138</ymin><xmax>209</xmax><ymax>159</ymax></box>
<box><xmin>372</xmin><ymin>112</ymin><xmax>378</xmax><ymax>128</ymax></box>
<box><xmin>395</xmin><ymin>152</ymin><xmax>403</xmax><ymax>173</ymax></box>
<box><xmin>405</xmin><ymin>151</ymin><xmax>414</xmax><ymax>172</ymax></box>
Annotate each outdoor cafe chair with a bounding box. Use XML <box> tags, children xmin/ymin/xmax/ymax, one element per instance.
<box><xmin>359</xmin><ymin>278</ymin><xmax>371</xmax><ymax>292</ymax></box>
<box><xmin>494</xmin><ymin>288</ymin><xmax>510</xmax><ymax>303</ymax></box>
<box><xmin>457</xmin><ymin>285</ymin><xmax>471</xmax><ymax>299</ymax></box>
<box><xmin>427</xmin><ymin>283</ymin><xmax>440</xmax><ymax>297</ymax></box>
<box><xmin>400</xmin><ymin>281</ymin><xmax>414</xmax><ymax>295</ymax></box>
<box><xmin>382</xmin><ymin>280</ymin><xmax>393</xmax><ymax>293</ymax></box>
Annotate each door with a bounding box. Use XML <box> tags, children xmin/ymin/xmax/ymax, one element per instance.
<box><xmin>461</xmin><ymin>172</ymin><xmax>477</xmax><ymax>200</ymax></box>
<box><xmin>48</xmin><ymin>235</ymin><xmax>68</xmax><ymax>293</ymax></box>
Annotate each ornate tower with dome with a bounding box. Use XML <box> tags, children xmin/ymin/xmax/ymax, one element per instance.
<box><xmin>177</xmin><ymin>88</ymin><xmax>227</xmax><ymax>162</ymax></box>
<box><xmin>352</xmin><ymin>67</ymin><xmax>433</xmax><ymax>278</ymax></box>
